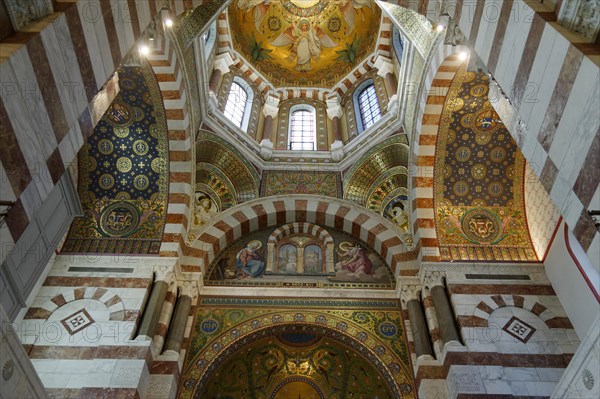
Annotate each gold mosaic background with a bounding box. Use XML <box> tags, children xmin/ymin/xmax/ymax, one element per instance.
<box><xmin>434</xmin><ymin>68</ymin><xmax>537</xmax><ymax>262</ymax></box>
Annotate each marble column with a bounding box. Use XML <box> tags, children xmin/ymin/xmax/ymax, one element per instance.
<box><xmin>424</xmin><ymin>271</ymin><xmax>461</xmax><ymax>345</ymax></box>
<box><xmin>208</xmin><ymin>52</ymin><xmax>235</xmax><ymax>108</ymax></box>
<box><xmin>326</xmin><ymin>94</ymin><xmax>345</xmax><ymax>161</ymax></box>
<box><xmin>137</xmin><ymin>268</ymin><xmax>173</xmax><ymax>339</ymax></box>
<box><xmin>259</xmin><ymin>95</ymin><xmax>280</xmax><ymax>143</ymax></box>
<box><xmin>164</xmin><ymin>282</ymin><xmax>197</xmax><ymax>353</ymax></box>
<box><xmin>374</xmin><ymin>55</ymin><xmax>399</xmax><ymax>113</ymax></box>
<box><xmin>401</xmin><ymin>284</ymin><xmax>434</xmax><ymax>358</ymax></box>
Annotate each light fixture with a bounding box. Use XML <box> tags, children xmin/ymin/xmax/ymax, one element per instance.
<box><xmin>139</xmin><ymin>45</ymin><xmax>150</xmax><ymax>56</ymax></box>
<box><xmin>459</xmin><ymin>51</ymin><xmax>469</xmax><ymax>61</ymax></box>
<box><xmin>435</xmin><ymin>24</ymin><xmax>445</xmax><ymax>32</ymax></box>
<box><xmin>165</xmin><ymin>18</ymin><xmax>173</xmax><ymax>28</ymax></box>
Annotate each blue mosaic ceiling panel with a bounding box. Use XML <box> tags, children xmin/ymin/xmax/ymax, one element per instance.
<box><xmin>62</xmin><ymin>66</ymin><xmax>168</xmax><ymax>254</ymax></box>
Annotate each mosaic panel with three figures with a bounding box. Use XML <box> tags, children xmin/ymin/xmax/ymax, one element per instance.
<box><xmin>62</xmin><ymin>66</ymin><xmax>168</xmax><ymax>254</ymax></box>
<box><xmin>434</xmin><ymin>69</ymin><xmax>537</xmax><ymax>262</ymax></box>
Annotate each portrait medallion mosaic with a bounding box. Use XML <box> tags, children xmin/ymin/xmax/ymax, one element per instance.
<box><xmin>179</xmin><ymin>297</ymin><xmax>415</xmax><ymax>398</ymax></box>
<box><xmin>434</xmin><ymin>68</ymin><xmax>536</xmax><ymax>262</ymax></box>
<box><xmin>62</xmin><ymin>66</ymin><xmax>168</xmax><ymax>254</ymax></box>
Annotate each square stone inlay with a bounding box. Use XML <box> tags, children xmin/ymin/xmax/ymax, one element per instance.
<box><xmin>502</xmin><ymin>316</ymin><xmax>536</xmax><ymax>343</ymax></box>
<box><xmin>60</xmin><ymin>308</ymin><xmax>95</xmax><ymax>335</ymax></box>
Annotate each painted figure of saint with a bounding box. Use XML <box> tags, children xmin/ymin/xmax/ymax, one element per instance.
<box><xmin>236</xmin><ymin>240</ymin><xmax>266</xmax><ymax>278</ymax></box>
<box><xmin>270</xmin><ymin>18</ymin><xmax>338</xmax><ymax>72</ymax></box>
<box><xmin>335</xmin><ymin>241</ymin><xmax>373</xmax><ymax>277</ymax></box>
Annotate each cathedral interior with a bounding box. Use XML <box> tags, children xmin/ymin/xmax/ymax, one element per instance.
<box><xmin>0</xmin><ymin>1</ymin><xmax>599</xmax><ymax>398</ymax></box>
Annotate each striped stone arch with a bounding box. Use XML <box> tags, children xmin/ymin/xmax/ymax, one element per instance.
<box><xmin>409</xmin><ymin>46</ymin><xmax>464</xmax><ymax>262</ymax></box>
<box><xmin>25</xmin><ymin>287</ymin><xmax>125</xmax><ymax>321</ymax></box>
<box><xmin>267</xmin><ymin>222</ymin><xmax>335</xmax><ymax>274</ymax></box>
<box><xmin>184</xmin><ymin>195</ymin><xmax>416</xmax><ymax>276</ymax></box>
<box><xmin>470</xmin><ymin>295</ymin><xmax>571</xmax><ymax>329</ymax></box>
<box><xmin>143</xmin><ymin>28</ymin><xmax>197</xmax><ymax>259</ymax></box>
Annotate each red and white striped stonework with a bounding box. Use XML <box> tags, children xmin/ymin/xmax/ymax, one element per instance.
<box><xmin>410</xmin><ymin>46</ymin><xmax>463</xmax><ymax>262</ymax></box>
<box><xmin>185</xmin><ymin>195</ymin><xmax>416</xmax><ymax>277</ymax></box>
<box><xmin>268</xmin><ymin>223</ymin><xmax>334</xmax><ymax>245</ymax></box>
<box><xmin>0</xmin><ymin>0</ymin><xmax>206</xmax><ymax>266</ymax></box>
<box><xmin>144</xmin><ymin>31</ymin><xmax>196</xmax><ymax>262</ymax></box>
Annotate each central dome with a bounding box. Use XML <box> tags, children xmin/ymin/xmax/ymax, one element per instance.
<box><xmin>228</xmin><ymin>0</ymin><xmax>382</xmax><ymax>87</ymax></box>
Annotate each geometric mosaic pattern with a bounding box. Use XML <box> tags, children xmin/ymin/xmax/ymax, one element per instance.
<box><xmin>502</xmin><ymin>315</ymin><xmax>537</xmax><ymax>343</ymax></box>
<box><xmin>60</xmin><ymin>308</ymin><xmax>95</xmax><ymax>336</ymax></box>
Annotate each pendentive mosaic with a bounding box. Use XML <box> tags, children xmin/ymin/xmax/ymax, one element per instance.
<box><xmin>260</xmin><ymin>170</ymin><xmax>342</xmax><ymax>197</ymax></box>
<box><xmin>434</xmin><ymin>68</ymin><xmax>536</xmax><ymax>262</ymax></box>
<box><xmin>63</xmin><ymin>66</ymin><xmax>168</xmax><ymax>254</ymax></box>
<box><xmin>180</xmin><ymin>298</ymin><xmax>415</xmax><ymax>398</ymax></box>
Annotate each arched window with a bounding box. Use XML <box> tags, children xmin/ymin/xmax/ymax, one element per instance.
<box><xmin>223</xmin><ymin>77</ymin><xmax>253</xmax><ymax>131</ymax></box>
<box><xmin>354</xmin><ymin>79</ymin><xmax>382</xmax><ymax>133</ymax></box>
<box><xmin>288</xmin><ymin>105</ymin><xmax>316</xmax><ymax>151</ymax></box>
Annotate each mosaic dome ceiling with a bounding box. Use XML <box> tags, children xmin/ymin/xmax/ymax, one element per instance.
<box><xmin>228</xmin><ymin>0</ymin><xmax>381</xmax><ymax>87</ymax></box>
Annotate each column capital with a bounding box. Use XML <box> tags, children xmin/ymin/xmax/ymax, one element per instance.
<box><xmin>400</xmin><ymin>284</ymin><xmax>422</xmax><ymax>304</ymax></box>
<box><xmin>154</xmin><ymin>266</ymin><xmax>174</xmax><ymax>285</ymax></box>
<box><xmin>178</xmin><ymin>281</ymin><xmax>198</xmax><ymax>299</ymax></box>
<box><xmin>423</xmin><ymin>270</ymin><xmax>445</xmax><ymax>289</ymax></box>
<box><xmin>326</xmin><ymin>95</ymin><xmax>344</xmax><ymax>120</ymax></box>
<box><xmin>214</xmin><ymin>52</ymin><xmax>235</xmax><ymax>74</ymax></box>
<box><xmin>262</xmin><ymin>96</ymin><xmax>280</xmax><ymax>118</ymax></box>
<box><xmin>374</xmin><ymin>54</ymin><xmax>394</xmax><ymax>78</ymax></box>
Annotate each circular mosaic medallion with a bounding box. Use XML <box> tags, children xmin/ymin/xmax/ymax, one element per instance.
<box><xmin>447</xmin><ymin>129</ymin><xmax>456</xmax><ymax>143</ymax></box>
<box><xmin>133</xmin><ymin>140</ymin><xmax>149</xmax><ymax>156</ymax></box>
<box><xmin>134</xmin><ymin>175</ymin><xmax>150</xmax><ymax>191</ymax></box>
<box><xmin>453</xmin><ymin>181</ymin><xmax>469</xmax><ymax>197</ymax></box>
<box><xmin>83</xmin><ymin>156</ymin><xmax>97</xmax><ymax>172</ymax></box>
<box><xmin>463</xmin><ymin>71</ymin><xmax>476</xmax><ymax>82</ymax></box>
<box><xmin>378</xmin><ymin>322</ymin><xmax>398</xmax><ymax>338</ymax></box>
<box><xmin>472</xmin><ymin>163</ymin><xmax>487</xmax><ymax>179</ymax></box>
<box><xmin>461</xmin><ymin>113</ymin><xmax>474</xmax><ymax>127</ymax></box>
<box><xmin>473</xmin><ymin>108</ymin><xmax>502</xmax><ymax>135</ymax></box>
<box><xmin>119</xmin><ymin>78</ymin><xmax>137</xmax><ymax>91</ymax></box>
<box><xmin>488</xmin><ymin>182</ymin><xmax>504</xmax><ymax>197</ymax></box>
<box><xmin>201</xmin><ymin>319</ymin><xmax>219</xmax><ymax>333</ymax></box>
<box><xmin>116</xmin><ymin>157</ymin><xmax>132</xmax><ymax>173</ymax></box>
<box><xmin>490</xmin><ymin>146</ymin><xmax>507</xmax><ymax>162</ymax></box>
<box><xmin>149</xmin><ymin>124</ymin><xmax>159</xmax><ymax>138</ymax></box>
<box><xmin>107</xmin><ymin>102</ymin><xmax>133</xmax><ymax>127</ymax></box>
<box><xmin>98</xmin><ymin>174</ymin><xmax>115</xmax><ymax>190</ymax></box>
<box><xmin>470</xmin><ymin>83</ymin><xmax>488</xmax><ymax>97</ymax></box>
<box><xmin>461</xmin><ymin>209</ymin><xmax>502</xmax><ymax>243</ymax></box>
<box><xmin>444</xmin><ymin>165</ymin><xmax>453</xmax><ymax>178</ymax></box>
<box><xmin>447</xmin><ymin>97</ymin><xmax>464</xmax><ymax>112</ymax></box>
<box><xmin>98</xmin><ymin>139</ymin><xmax>114</xmax><ymax>155</ymax></box>
<box><xmin>151</xmin><ymin>158</ymin><xmax>165</xmax><ymax>173</ymax></box>
<box><xmin>99</xmin><ymin>202</ymin><xmax>139</xmax><ymax>236</ymax></box>
<box><xmin>131</xmin><ymin>106</ymin><xmax>145</xmax><ymax>122</ymax></box>
<box><xmin>114</xmin><ymin>127</ymin><xmax>129</xmax><ymax>138</ymax></box>
<box><xmin>582</xmin><ymin>368</ymin><xmax>594</xmax><ymax>390</ymax></box>
<box><xmin>475</xmin><ymin>132</ymin><xmax>492</xmax><ymax>145</ymax></box>
<box><xmin>115</xmin><ymin>191</ymin><xmax>131</xmax><ymax>200</ymax></box>
<box><xmin>455</xmin><ymin>146</ymin><xmax>471</xmax><ymax>162</ymax></box>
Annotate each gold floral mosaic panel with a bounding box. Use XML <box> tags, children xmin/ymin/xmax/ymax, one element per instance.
<box><xmin>179</xmin><ymin>298</ymin><xmax>415</xmax><ymax>398</ymax></box>
<box><xmin>434</xmin><ymin>68</ymin><xmax>537</xmax><ymax>262</ymax></box>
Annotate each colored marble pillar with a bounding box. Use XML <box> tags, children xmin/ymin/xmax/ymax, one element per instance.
<box><xmin>326</xmin><ymin>94</ymin><xmax>345</xmax><ymax>161</ymax></box>
<box><xmin>425</xmin><ymin>271</ymin><xmax>461</xmax><ymax>345</ymax></box>
<box><xmin>208</xmin><ymin>52</ymin><xmax>235</xmax><ymax>107</ymax></box>
<box><xmin>374</xmin><ymin>55</ymin><xmax>399</xmax><ymax>113</ymax></box>
<box><xmin>402</xmin><ymin>284</ymin><xmax>434</xmax><ymax>358</ymax></box>
<box><xmin>164</xmin><ymin>282</ymin><xmax>197</xmax><ymax>353</ymax></box>
<box><xmin>137</xmin><ymin>268</ymin><xmax>173</xmax><ymax>338</ymax></box>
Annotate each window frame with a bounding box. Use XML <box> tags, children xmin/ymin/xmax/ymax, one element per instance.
<box><xmin>288</xmin><ymin>104</ymin><xmax>317</xmax><ymax>151</ymax></box>
<box><xmin>223</xmin><ymin>76</ymin><xmax>254</xmax><ymax>132</ymax></box>
<box><xmin>353</xmin><ymin>79</ymin><xmax>382</xmax><ymax>134</ymax></box>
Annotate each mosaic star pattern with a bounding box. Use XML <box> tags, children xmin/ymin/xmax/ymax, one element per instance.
<box><xmin>434</xmin><ymin>70</ymin><xmax>537</xmax><ymax>262</ymax></box>
<box><xmin>62</xmin><ymin>66</ymin><xmax>168</xmax><ymax>254</ymax></box>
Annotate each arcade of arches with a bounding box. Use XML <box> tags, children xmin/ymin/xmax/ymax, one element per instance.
<box><xmin>0</xmin><ymin>1</ymin><xmax>598</xmax><ymax>399</ymax></box>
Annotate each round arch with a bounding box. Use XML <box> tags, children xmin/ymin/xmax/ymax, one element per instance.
<box><xmin>184</xmin><ymin>195</ymin><xmax>415</xmax><ymax>276</ymax></box>
<box><xmin>180</xmin><ymin>314</ymin><xmax>416</xmax><ymax>398</ymax></box>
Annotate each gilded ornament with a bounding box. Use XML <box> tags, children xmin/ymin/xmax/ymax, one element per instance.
<box><xmin>134</xmin><ymin>175</ymin><xmax>150</xmax><ymax>190</ymax></box>
<box><xmin>116</xmin><ymin>157</ymin><xmax>132</xmax><ymax>173</ymax></box>
<box><xmin>133</xmin><ymin>140</ymin><xmax>149</xmax><ymax>156</ymax></box>
<box><xmin>98</xmin><ymin>139</ymin><xmax>114</xmax><ymax>155</ymax></box>
<box><xmin>99</xmin><ymin>174</ymin><xmax>115</xmax><ymax>190</ymax></box>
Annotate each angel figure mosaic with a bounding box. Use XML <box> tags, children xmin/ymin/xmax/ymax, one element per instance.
<box><xmin>270</xmin><ymin>17</ymin><xmax>338</xmax><ymax>72</ymax></box>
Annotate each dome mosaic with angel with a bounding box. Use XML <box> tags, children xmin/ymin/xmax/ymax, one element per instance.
<box><xmin>270</xmin><ymin>16</ymin><xmax>338</xmax><ymax>72</ymax></box>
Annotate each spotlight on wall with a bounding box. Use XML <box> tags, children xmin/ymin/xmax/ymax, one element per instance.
<box><xmin>458</xmin><ymin>51</ymin><xmax>469</xmax><ymax>61</ymax></box>
<box><xmin>139</xmin><ymin>45</ymin><xmax>150</xmax><ymax>56</ymax></box>
<box><xmin>435</xmin><ymin>24</ymin><xmax>445</xmax><ymax>32</ymax></box>
<box><xmin>165</xmin><ymin>18</ymin><xmax>173</xmax><ymax>28</ymax></box>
